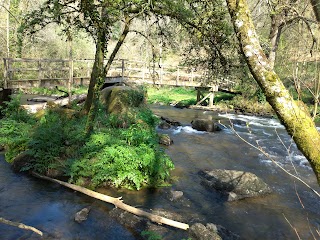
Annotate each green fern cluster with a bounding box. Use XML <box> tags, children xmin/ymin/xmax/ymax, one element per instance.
<box><xmin>0</xmin><ymin>96</ymin><xmax>174</xmax><ymax>190</ymax></box>
<box><xmin>67</xmin><ymin>118</ymin><xmax>174</xmax><ymax>190</ymax></box>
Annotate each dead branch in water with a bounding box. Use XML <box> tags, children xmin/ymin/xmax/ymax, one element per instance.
<box><xmin>31</xmin><ymin>172</ymin><xmax>189</xmax><ymax>230</ymax></box>
<box><xmin>0</xmin><ymin>217</ymin><xmax>43</xmax><ymax>236</ymax></box>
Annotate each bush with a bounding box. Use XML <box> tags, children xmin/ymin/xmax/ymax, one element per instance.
<box><xmin>0</xmin><ymin>101</ymin><xmax>174</xmax><ymax>190</ymax></box>
<box><xmin>0</xmin><ymin>95</ymin><xmax>35</xmax><ymax>162</ymax></box>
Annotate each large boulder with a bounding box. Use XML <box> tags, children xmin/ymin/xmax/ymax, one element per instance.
<box><xmin>191</xmin><ymin>119</ymin><xmax>224</xmax><ymax>132</ymax></box>
<box><xmin>199</xmin><ymin>169</ymin><xmax>272</xmax><ymax>201</ymax></box>
<box><xmin>189</xmin><ymin>223</ymin><xmax>240</xmax><ymax>240</ymax></box>
<box><xmin>11</xmin><ymin>151</ymin><xmax>34</xmax><ymax>172</ymax></box>
<box><xmin>100</xmin><ymin>85</ymin><xmax>146</xmax><ymax>115</ymax></box>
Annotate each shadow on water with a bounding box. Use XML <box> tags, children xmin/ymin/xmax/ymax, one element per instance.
<box><xmin>1</xmin><ymin>104</ymin><xmax>320</xmax><ymax>239</ymax></box>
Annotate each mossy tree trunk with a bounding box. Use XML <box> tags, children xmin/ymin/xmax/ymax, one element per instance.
<box><xmin>226</xmin><ymin>0</ymin><xmax>320</xmax><ymax>184</ymax></box>
<box><xmin>84</xmin><ymin>5</ymin><xmax>109</xmax><ymax>134</ymax></box>
<box><xmin>83</xmin><ymin>34</ymin><xmax>106</xmax><ymax>114</ymax></box>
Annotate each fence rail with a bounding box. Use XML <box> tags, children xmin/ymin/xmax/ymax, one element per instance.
<box><xmin>3</xmin><ymin>58</ymin><xmax>236</xmax><ymax>90</ymax></box>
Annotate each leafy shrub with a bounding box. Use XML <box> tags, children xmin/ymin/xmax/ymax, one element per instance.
<box><xmin>0</xmin><ymin>119</ymin><xmax>32</xmax><ymax>162</ymax></box>
<box><xmin>1</xmin><ymin>95</ymin><xmax>34</xmax><ymax>123</ymax></box>
<box><xmin>67</xmin><ymin>122</ymin><xmax>174</xmax><ymax>190</ymax></box>
<box><xmin>0</xmin><ymin>95</ymin><xmax>36</xmax><ymax>162</ymax></box>
<box><xmin>1</xmin><ymin>97</ymin><xmax>174</xmax><ymax>190</ymax></box>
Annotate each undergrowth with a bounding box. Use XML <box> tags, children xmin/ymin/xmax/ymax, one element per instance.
<box><xmin>0</xmin><ymin>95</ymin><xmax>174</xmax><ymax>190</ymax></box>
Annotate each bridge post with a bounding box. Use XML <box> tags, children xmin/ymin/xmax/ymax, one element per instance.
<box><xmin>176</xmin><ymin>67</ymin><xmax>180</xmax><ymax>86</ymax></box>
<box><xmin>38</xmin><ymin>59</ymin><xmax>43</xmax><ymax>87</ymax></box>
<box><xmin>121</xmin><ymin>59</ymin><xmax>125</xmax><ymax>81</ymax></box>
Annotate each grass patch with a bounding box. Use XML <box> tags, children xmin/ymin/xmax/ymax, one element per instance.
<box><xmin>147</xmin><ymin>86</ymin><xmax>197</xmax><ymax>105</ymax></box>
<box><xmin>21</xmin><ymin>86</ymin><xmax>88</xmax><ymax>96</ymax></box>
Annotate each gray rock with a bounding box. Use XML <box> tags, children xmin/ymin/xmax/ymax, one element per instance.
<box><xmin>158</xmin><ymin>121</ymin><xmax>171</xmax><ymax>129</ymax></box>
<box><xmin>189</xmin><ymin>223</ymin><xmax>240</xmax><ymax>240</ymax></box>
<box><xmin>189</xmin><ymin>223</ymin><xmax>222</xmax><ymax>240</ymax></box>
<box><xmin>159</xmin><ymin>134</ymin><xmax>173</xmax><ymax>146</ymax></box>
<box><xmin>74</xmin><ymin>207</ymin><xmax>90</xmax><ymax>223</ymax></box>
<box><xmin>11</xmin><ymin>151</ymin><xmax>34</xmax><ymax>172</ymax></box>
<box><xmin>109</xmin><ymin>208</ymin><xmax>187</xmax><ymax>239</ymax></box>
<box><xmin>160</xmin><ymin>116</ymin><xmax>181</xmax><ymax>126</ymax></box>
<box><xmin>199</xmin><ymin>169</ymin><xmax>272</xmax><ymax>201</ymax></box>
<box><xmin>169</xmin><ymin>190</ymin><xmax>184</xmax><ymax>201</ymax></box>
<box><xmin>100</xmin><ymin>85</ymin><xmax>145</xmax><ymax>115</ymax></box>
<box><xmin>191</xmin><ymin>119</ymin><xmax>224</xmax><ymax>132</ymax></box>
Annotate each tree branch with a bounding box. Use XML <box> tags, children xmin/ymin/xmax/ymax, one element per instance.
<box><xmin>31</xmin><ymin>172</ymin><xmax>190</xmax><ymax>230</ymax></box>
<box><xmin>0</xmin><ymin>217</ymin><xmax>43</xmax><ymax>236</ymax></box>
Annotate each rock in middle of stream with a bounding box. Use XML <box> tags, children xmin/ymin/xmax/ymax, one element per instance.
<box><xmin>199</xmin><ymin>169</ymin><xmax>272</xmax><ymax>201</ymax></box>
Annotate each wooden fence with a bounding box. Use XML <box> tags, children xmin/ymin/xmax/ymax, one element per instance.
<box><xmin>3</xmin><ymin>58</ymin><xmax>235</xmax><ymax>89</ymax></box>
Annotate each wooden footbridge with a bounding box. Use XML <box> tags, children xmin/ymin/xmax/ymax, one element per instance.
<box><xmin>2</xmin><ymin>58</ymin><xmax>238</xmax><ymax>106</ymax></box>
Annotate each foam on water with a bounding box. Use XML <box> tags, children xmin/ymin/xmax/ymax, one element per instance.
<box><xmin>218</xmin><ymin>113</ymin><xmax>284</xmax><ymax>129</ymax></box>
<box><xmin>172</xmin><ymin>126</ymin><xmax>206</xmax><ymax>135</ymax></box>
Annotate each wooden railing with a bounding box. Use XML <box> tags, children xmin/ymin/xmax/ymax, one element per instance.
<box><xmin>3</xmin><ymin>58</ymin><xmax>236</xmax><ymax>89</ymax></box>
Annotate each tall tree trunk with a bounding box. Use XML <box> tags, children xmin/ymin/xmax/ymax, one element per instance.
<box><xmin>226</xmin><ymin>0</ymin><xmax>320</xmax><ymax>184</ymax></box>
<box><xmin>104</xmin><ymin>16</ymin><xmax>131</xmax><ymax>75</ymax></box>
<box><xmin>84</xmin><ymin>30</ymin><xmax>106</xmax><ymax>134</ymax></box>
<box><xmin>268</xmin><ymin>14</ymin><xmax>283</xmax><ymax>70</ymax></box>
<box><xmin>83</xmin><ymin>38</ymin><xmax>105</xmax><ymax>114</ymax></box>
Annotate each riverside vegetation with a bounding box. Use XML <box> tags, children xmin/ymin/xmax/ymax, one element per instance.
<box><xmin>0</xmin><ymin>90</ymin><xmax>174</xmax><ymax>190</ymax></box>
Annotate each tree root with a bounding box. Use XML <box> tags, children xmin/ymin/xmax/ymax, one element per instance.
<box><xmin>0</xmin><ymin>217</ymin><xmax>43</xmax><ymax>236</ymax></box>
<box><xmin>32</xmin><ymin>172</ymin><xmax>190</xmax><ymax>230</ymax></box>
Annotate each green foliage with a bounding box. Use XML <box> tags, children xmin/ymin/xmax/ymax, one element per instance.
<box><xmin>147</xmin><ymin>86</ymin><xmax>196</xmax><ymax>105</ymax></box>
<box><xmin>0</xmin><ymin>119</ymin><xmax>32</xmax><ymax>163</ymax></box>
<box><xmin>256</xmin><ymin>88</ymin><xmax>266</xmax><ymax>103</ymax></box>
<box><xmin>1</xmin><ymin>95</ymin><xmax>34</xmax><ymax>123</ymax></box>
<box><xmin>141</xmin><ymin>230</ymin><xmax>163</xmax><ymax>240</ymax></box>
<box><xmin>0</xmin><ymin>95</ymin><xmax>36</xmax><ymax>162</ymax></box>
<box><xmin>67</xmin><ymin>120</ymin><xmax>174</xmax><ymax>190</ymax></box>
<box><xmin>137</xmin><ymin>108</ymin><xmax>159</xmax><ymax>128</ymax></box>
<box><xmin>0</xmin><ymin>100</ymin><xmax>174</xmax><ymax>190</ymax></box>
<box><xmin>27</xmin><ymin>109</ymin><xmax>85</xmax><ymax>173</ymax></box>
<box><xmin>214</xmin><ymin>92</ymin><xmax>234</xmax><ymax>103</ymax></box>
<box><xmin>21</xmin><ymin>86</ymin><xmax>88</xmax><ymax>96</ymax></box>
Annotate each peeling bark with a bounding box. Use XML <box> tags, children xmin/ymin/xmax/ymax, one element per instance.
<box><xmin>226</xmin><ymin>0</ymin><xmax>320</xmax><ymax>184</ymax></box>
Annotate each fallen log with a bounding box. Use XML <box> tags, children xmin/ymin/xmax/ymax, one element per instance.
<box><xmin>32</xmin><ymin>172</ymin><xmax>189</xmax><ymax>230</ymax></box>
<box><xmin>0</xmin><ymin>217</ymin><xmax>43</xmax><ymax>236</ymax></box>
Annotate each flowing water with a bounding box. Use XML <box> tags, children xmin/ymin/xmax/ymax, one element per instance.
<box><xmin>1</xmin><ymin>104</ymin><xmax>320</xmax><ymax>239</ymax></box>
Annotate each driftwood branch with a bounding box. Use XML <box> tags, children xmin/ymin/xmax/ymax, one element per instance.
<box><xmin>32</xmin><ymin>172</ymin><xmax>189</xmax><ymax>230</ymax></box>
<box><xmin>0</xmin><ymin>217</ymin><xmax>43</xmax><ymax>236</ymax></box>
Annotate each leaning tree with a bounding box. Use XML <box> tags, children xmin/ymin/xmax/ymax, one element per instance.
<box><xmin>226</xmin><ymin>0</ymin><xmax>320</xmax><ymax>184</ymax></box>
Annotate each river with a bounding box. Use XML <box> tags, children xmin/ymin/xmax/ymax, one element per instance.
<box><xmin>0</xmin><ymin>104</ymin><xmax>319</xmax><ymax>239</ymax></box>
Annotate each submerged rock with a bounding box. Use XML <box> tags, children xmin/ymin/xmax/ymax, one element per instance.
<box><xmin>168</xmin><ymin>190</ymin><xmax>184</xmax><ymax>201</ymax></box>
<box><xmin>189</xmin><ymin>223</ymin><xmax>240</xmax><ymax>240</ymax></box>
<box><xmin>160</xmin><ymin>116</ymin><xmax>182</xmax><ymax>127</ymax></box>
<box><xmin>158</xmin><ymin>121</ymin><xmax>172</xmax><ymax>129</ymax></box>
<box><xmin>109</xmin><ymin>208</ymin><xmax>187</xmax><ymax>239</ymax></box>
<box><xmin>199</xmin><ymin>169</ymin><xmax>272</xmax><ymax>201</ymax></box>
<box><xmin>74</xmin><ymin>207</ymin><xmax>91</xmax><ymax>223</ymax></box>
<box><xmin>191</xmin><ymin>119</ymin><xmax>224</xmax><ymax>132</ymax></box>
